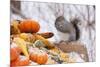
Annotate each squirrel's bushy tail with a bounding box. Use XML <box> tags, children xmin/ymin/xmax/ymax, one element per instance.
<box><xmin>71</xmin><ymin>18</ymin><xmax>80</xmax><ymax>40</ymax></box>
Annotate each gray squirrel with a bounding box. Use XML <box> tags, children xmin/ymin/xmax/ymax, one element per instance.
<box><xmin>55</xmin><ymin>16</ymin><xmax>80</xmax><ymax>41</ymax></box>
<box><xmin>54</xmin><ymin>16</ymin><xmax>89</xmax><ymax>62</ymax></box>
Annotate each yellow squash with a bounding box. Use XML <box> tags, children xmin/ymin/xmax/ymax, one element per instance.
<box><xmin>13</xmin><ymin>37</ymin><xmax>29</xmax><ymax>58</ymax></box>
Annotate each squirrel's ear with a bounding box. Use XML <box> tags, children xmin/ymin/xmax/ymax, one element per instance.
<box><xmin>71</xmin><ymin>18</ymin><xmax>79</xmax><ymax>24</ymax></box>
<box><xmin>70</xmin><ymin>15</ymin><xmax>81</xmax><ymax>24</ymax></box>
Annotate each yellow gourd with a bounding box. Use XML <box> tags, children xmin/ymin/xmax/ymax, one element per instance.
<box><xmin>19</xmin><ymin>33</ymin><xmax>36</xmax><ymax>43</ymax></box>
<box><xmin>11</xmin><ymin>20</ymin><xmax>20</xmax><ymax>34</ymax></box>
<box><xmin>50</xmin><ymin>47</ymin><xmax>60</xmax><ymax>54</ymax></box>
<box><xmin>13</xmin><ymin>37</ymin><xmax>29</xmax><ymax>58</ymax></box>
<box><xmin>34</xmin><ymin>34</ymin><xmax>54</xmax><ymax>49</ymax></box>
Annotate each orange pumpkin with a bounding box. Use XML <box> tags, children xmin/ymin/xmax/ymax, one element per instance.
<box><xmin>29</xmin><ymin>48</ymin><xmax>48</xmax><ymax>64</ymax></box>
<box><xmin>11</xmin><ymin>55</ymin><xmax>30</xmax><ymax>66</ymax></box>
<box><xmin>18</xmin><ymin>19</ymin><xmax>40</xmax><ymax>33</ymax></box>
<box><xmin>11</xmin><ymin>43</ymin><xmax>22</xmax><ymax>54</ymax></box>
<box><xmin>10</xmin><ymin>46</ymin><xmax>19</xmax><ymax>61</ymax></box>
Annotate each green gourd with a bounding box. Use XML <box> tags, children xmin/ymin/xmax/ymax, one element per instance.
<box><xmin>33</xmin><ymin>40</ymin><xmax>45</xmax><ymax>48</ymax></box>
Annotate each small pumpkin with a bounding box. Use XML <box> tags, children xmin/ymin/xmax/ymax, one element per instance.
<box><xmin>11</xmin><ymin>55</ymin><xmax>30</xmax><ymax>66</ymax></box>
<box><xmin>10</xmin><ymin>45</ymin><xmax>19</xmax><ymax>61</ymax></box>
<box><xmin>11</xmin><ymin>42</ymin><xmax>22</xmax><ymax>54</ymax></box>
<box><xmin>18</xmin><ymin>19</ymin><xmax>40</xmax><ymax>33</ymax></box>
<box><xmin>29</xmin><ymin>47</ymin><xmax>48</xmax><ymax>64</ymax></box>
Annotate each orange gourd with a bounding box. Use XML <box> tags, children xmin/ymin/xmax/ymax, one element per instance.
<box><xmin>11</xmin><ymin>43</ymin><xmax>22</xmax><ymax>54</ymax></box>
<box><xmin>29</xmin><ymin>48</ymin><xmax>48</xmax><ymax>64</ymax></box>
<box><xmin>18</xmin><ymin>19</ymin><xmax>40</xmax><ymax>33</ymax></box>
<box><xmin>11</xmin><ymin>55</ymin><xmax>30</xmax><ymax>66</ymax></box>
<box><xmin>10</xmin><ymin>46</ymin><xmax>19</xmax><ymax>61</ymax></box>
